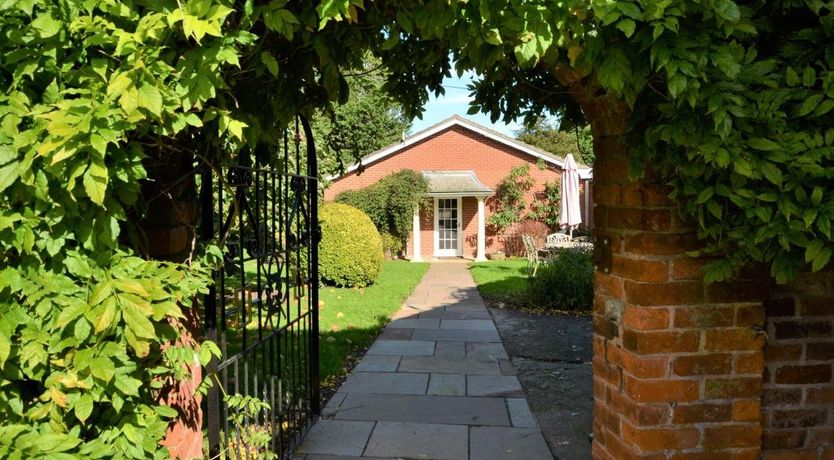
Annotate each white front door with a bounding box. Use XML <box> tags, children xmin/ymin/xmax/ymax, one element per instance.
<box><xmin>434</xmin><ymin>197</ymin><xmax>461</xmax><ymax>257</ymax></box>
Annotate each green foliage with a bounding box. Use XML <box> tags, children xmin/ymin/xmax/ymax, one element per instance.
<box><xmin>319</xmin><ymin>203</ymin><xmax>384</xmax><ymax>287</ymax></box>
<box><xmin>516</xmin><ymin>118</ymin><xmax>594</xmax><ymax>165</ymax></box>
<box><xmin>528</xmin><ymin>249</ymin><xmax>594</xmax><ymax>311</ymax></box>
<box><xmin>336</xmin><ymin>169</ymin><xmax>428</xmax><ymax>247</ymax></box>
<box><xmin>529</xmin><ymin>181</ymin><xmax>562</xmax><ymax>228</ymax></box>
<box><xmin>488</xmin><ymin>165</ymin><xmax>535</xmax><ymax>231</ymax></box>
<box><xmin>313</xmin><ymin>63</ymin><xmax>411</xmax><ymax>177</ymax></box>
<box><xmin>380</xmin><ymin>233</ymin><xmax>404</xmax><ymax>257</ymax></box>
<box><xmin>0</xmin><ymin>0</ymin><xmax>366</xmax><ymax>456</ymax></box>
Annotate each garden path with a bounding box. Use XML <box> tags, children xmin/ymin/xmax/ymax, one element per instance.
<box><xmin>294</xmin><ymin>263</ymin><xmax>554</xmax><ymax>460</ymax></box>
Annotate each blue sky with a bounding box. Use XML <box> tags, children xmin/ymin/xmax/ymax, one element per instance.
<box><xmin>409</xmin><ymin>71</ymin><xmax>524</xmax><ymax>137</ymax></box>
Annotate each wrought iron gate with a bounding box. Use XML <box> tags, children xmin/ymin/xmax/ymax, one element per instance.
<box><xmin>200</xmin><ymin>117</ymin><xmax>320</xmax><ymax>459</ymax></box>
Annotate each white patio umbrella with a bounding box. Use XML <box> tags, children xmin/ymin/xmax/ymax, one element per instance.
<box><xmin>559</xmin><ymin>153</ymin><xmax>582</xmax><ymax>237</ymax></box>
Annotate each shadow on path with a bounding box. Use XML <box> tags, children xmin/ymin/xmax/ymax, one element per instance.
<box><xmin>489</xmin><ymin>307</ymin><xmax>593</xmax><ymax>460</ymax></box>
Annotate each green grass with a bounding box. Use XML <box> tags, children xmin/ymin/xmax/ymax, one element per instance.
<box><xmin>469</xmin><ymin>259</ymin><xmax>530</xmax><ymax>305</ymax></box>
<box><xmin>318</xmin><ymin>260</ymin><xmax>429</xmax><ymax>380</ymax></box>
<box><xmin>219</xmin><ymin>260</ymin><xmax>428</xmax><ymax>385</ymax></box>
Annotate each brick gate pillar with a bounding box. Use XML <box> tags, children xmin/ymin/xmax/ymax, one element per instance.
<box><xmin>138</xmin><ymin>151</ymin><xmax>204</xmax><ymax>459</ymax></box>
<box><xmin>590</xmin><ymin>134</ymin><xmax>768</xmax><ymax>459</ymax></box>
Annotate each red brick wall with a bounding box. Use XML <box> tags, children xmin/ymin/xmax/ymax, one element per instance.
<box><xmin>323</xmin><ymin>125</ymin><xmax>568</xmax><ymax>259</ymax></box>
<box><xmin>591</xmin><ymin>136</ymin><xmax>768</xmax><ymax>459</ymax></box>
<box><xmin>762</xmin><ymin>272</ymin><xmax>834</xmax><ymax>459</ymax></box>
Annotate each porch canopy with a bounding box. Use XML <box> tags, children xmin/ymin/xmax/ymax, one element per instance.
<box><xmin>412</xmin><ymin>171</ymin><xmax>493</xmax><ymax>261</ymax></box>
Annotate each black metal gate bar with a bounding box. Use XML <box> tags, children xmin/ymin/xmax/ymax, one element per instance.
<box><xmin>201</xmin><ymin>116</ymin><xmax>319</xmax><ymax>459</ymax></box>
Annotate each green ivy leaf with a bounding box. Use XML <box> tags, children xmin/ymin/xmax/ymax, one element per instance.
<box><xmin>616</xmin><ymin>19</ymin><xmax>636</xmax><ymax>38</ymax></box>
<box><xmin>83</xmin><ymin>157</ymin><xmax>109</xmax><ymax>205</ymax></box>
<box><xmin>74</xmin><ymin>394</ymin><xmax>94</xmax><ymax>423</ymax></box>
<box><xmin>137</xmin><ymin>84</ymin><xmax>163</xmax><ymax>116</ymax></box>
<box><xmin>31</xmin><ymin>12</ymin><xmax>62</xmax><ymax>38</ymax></box>
<box><xmin>261</xmin><ymin>51</ymin><xmax>279</xmax><ymax>77</ymax></box>
<box><xmin>714</xmin><ymin>0</ymin><xmax>740</xmax><ymax>22</ymax></box>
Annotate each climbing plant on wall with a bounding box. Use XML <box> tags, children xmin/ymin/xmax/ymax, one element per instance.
<box><xmin>488</xmin><ymin>164</ymin><xmax>535</xmax><ymax>231</ymax></box>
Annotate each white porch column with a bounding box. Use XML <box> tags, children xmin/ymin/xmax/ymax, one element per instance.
<box><xmin>412</xmin><ymin>204</ymin><xmax>422</xmax><ymax>262</ymax></box>
<box><xmin>476</xmin><ymin>196</ymin><xmax>487</xmax><ymax>261</ymax></box>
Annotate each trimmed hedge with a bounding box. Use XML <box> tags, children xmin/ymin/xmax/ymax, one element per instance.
<box><xmin>319</xmin><ymin>202</ymin><xmax>384</xmax><ymax>287</ymax></box>
<box><xmin>528</xmin><ymin>247</ymin><xmax>594</xmax><ymax>311</ymax></box>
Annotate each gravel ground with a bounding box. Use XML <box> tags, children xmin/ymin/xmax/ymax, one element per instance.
<box><xmin>489</xmin><ymin>307</ymin><xmax>594</xmax><ymax>460</ymax></box>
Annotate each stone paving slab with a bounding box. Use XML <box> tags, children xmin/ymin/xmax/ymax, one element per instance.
<box><xmin>398</xmin><ymin>356</ymin><xmax>502</xmax><ymax>375</ymax></box>
<box><xmin>466</xmin><ymin>342</ymin><xmax>509</xmax><ymax>360</ymax></box>
<box><xmin>418</xmin><ymin>309</ymin><xmax>492</xmax><ymax>320</ymax></box>
<box><xmin>297</xmin><ymin>263</ymin><xmax>553</xmax><ymax>459</ymax></box>
<box><xmin>377</xmin><ymin>327</ymin><xmax>413</xmax><ymax>341</ymax></box>
<box><xmin>339</xmin><ymin>372</ymin><xmax>429</xmax><ymax>395</ymax></box>
<box><xmin>467</xmin><ymin>375</ymin><xmax>524</xmax><ymax>397</ymax></box>
<box><xmin>387</xmin><ymin>318</ymin><xmax>440</xmax><ymax>329</ymax></box>
<box><xmin>411</xmin><ymin>328</ymin><xmax>501</xmax><ymax>342</ymax></box>
<box><xmin>470</xmin><ymin>427</ymin><xmax>553</xmax><ymax>460</ymax></box>
<box><xmin>353</xmin><ymin>355</ymin><xmax>401</xmax><ymax>372</ymax></box>
<box><xmin>366</xmin><ymin>340</ymin><xmax>435</xmax><ymax>356</ymax></box>
<box><xmin>440</xmin><ymin>319</ymin><xmax>497</xmax><ymax>331</ymax></box>
<box><xmin>334</xmin><ymin>394</ymin><xmax>511</xmax><ymax>426</ymax></box>
<box><xmin>364</xmin><ymin>422</ymin><xmax>468</xmax><ymax>460</ymax></box>
<box><xmin>428</xmin><ymin>373</ymin><xmax>466</xmax><ymax>396</ymax></box>
<box><xmin>507</xmin><ymin>398</ymin><xmax>538</xmax><ymax>428</ymax></box>
<box><xmin>433</xmin><ymin>341</ymin><xmax>466</xmax><ymax>359</ymax></box>
<box><xmin>295</xmin><ymin>420</ymin><xmax>374</xmax><ymax>456</ymax></box>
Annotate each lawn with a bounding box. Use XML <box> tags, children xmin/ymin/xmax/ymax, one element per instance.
<box><xmin>469</xmin><ymin>259</ymin><xmax>530</xmax><ymax>306</ymax></box>
<box><xmin>318</xmin><ymin>260</ymin><xmax>429</xmax><ymax>380</ymax></box>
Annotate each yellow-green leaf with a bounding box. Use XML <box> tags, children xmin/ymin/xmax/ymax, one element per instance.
<box><xmin>83</xmin><ymin>157</ymin><xmax>108</xmax><ymax>205</ymax></box>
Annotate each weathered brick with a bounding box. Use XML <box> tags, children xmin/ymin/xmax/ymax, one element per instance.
<box><xmin>671</xmin><ymin>354</ymin><xmax>733</xmax><ymax>376</ymax></box>
<box><xmin>595</xmin><ymin>184</ymin><xmax>623</xmax><ymax>207</ymax></box>
<box><xmin>807</xmin><ymin>342</ymin><xmax>834</xmax><ymax>361</ymax></box>
<box><xmin>596</xmin><ymin>272</ymin><xmax>625</xmax><ymax>299</ymax></box>
<box><xmin>705</xmin><ymin>377</ymin><xmax>762</xmax><ymax>399</ymax></box>
<box><xmin>612</xmin><ymin>348</ymin><xmax>669</xmax><ymax>379</ymax></box>
<box><xmin>770</xmin><ymin>409</ymin><xmax>829</xmax><ymax>429</ymax></box>
<box><xmin>774</xmin><ymin>320</ymin><xmax>833</xmax><ymax>339</ymax></box>
<box><xmin>613</xmin><ymin>256</ymin><xmax>670</xmax><ymax>283</ymax></box>
<box><xmin>807</xmin><ymin>387</ymin><xmax>834</xmax><ymax>404</ymax></box>
<box><xmin>607</xmin><ymin>208</ymin><xmax>672</xmax><ymax>232</ymax></box>
<box><xmin>705</xmin><ymin>280</ymin><xmax>768</xmax><ymax>303</ymax></box>
<box><xmin>622</xmin><ymin>306</ymin><xmax>671</xmax><ymax>330</ymax></box>
<box><xmin>734</xmin><ymin>352</ymin><xmax>764</xmax><ymax>374</ymax></box>
<box><xmin>621</xmin><ymin>423</ymin><xmax>700</xmax><ymax>452</ymax></box>
<box><xmin>765</xmin><ymin>297</ymin><xmax>797</xmax><ymax>317</ymax></box>
<box><xmin>763</xmin><ymin>388</ymin><xmax>803</xmax><ymax>407</ymax></box>
<box><xmin>624</xmin><ymin>232</ymin><xmax>701</xmax><ymax>256</ymax></box>
<box><xmin>705</xmin><ymin>328</ymin><xmax>764</xmax><ymax>352</ymax></box>
<box><xmin>607</xmin><ymin>387</ymin><xmax>670</xmax><ymax>426</ymax></box>
<box><xmin>622</xmin><ymin>329</ymin><xmax>700</xmax><ymax>354</ymax></box>
<box><xmin>736</xmin><ymin>304</ymin><xmax>765</xmax><ymax>327</ymax></box>
<box><xmin>765</xmin><ymin>344</ymin><xmax>803</xmax><ymax>362</ymax></box>
<box><xmin>762</xmin><ymin>429</ymin><xmax>807</xmax><ymax>450</ymax></box>
<box><xmin>671</xmin><ymin>258</ymin><xmax>706</xmax><ymax>281</ymax></box>
<box><xmin>801</xmin><ymin>296</ymin><xmax>834</xmax><ymax>316</ymax></box>
<box><xmin>674</xmin><ymin>306</ymin><xmax>735</xmax><ymax>328</ymax></box>
<box><xmin>621</xmin><ymin>183</ymin><xmax>674</xmax><ymax>207</ymax></box>
<box><xmin>703</xmin><ymin>424</ymin><xmax>762</xmax><ymax>449</ymax></box>
<box><xmin>774</xmin><ymin>364</ymin><xmax>832</xmax><ymax>384</ymax></box>
<box><xmin>624</xmin><ymin>376</ymin><xmax>699</xmax><ymax>403</ymax></box>
<box><xmin>732</xmin><ymin>400</ymin><xmax>761</xmax><ymax>422</ymax></box>
<box><xmin>672</xmin><ymin>403</ymin><xmax>732</xmax><ymax>423</ymax></box>
<box><xmin>625</xmin><ymin>281</ymin><xmax>704</xmax><ymax>306</ymax></box>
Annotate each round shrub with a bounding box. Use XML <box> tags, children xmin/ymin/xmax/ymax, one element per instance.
<box><xmin>528</xmin><ymin>247</ymin><xmax>594</xmax><ymax>311</ymax></box>
<box><xmin>503</xmin><ymin>219</ymin><xmax>551</xmax><ymax>257</ymax></box>
<box><xmin>319</xmin><ymin>202</ymin><xmax>384</xmax><ymax>287</ymax></box>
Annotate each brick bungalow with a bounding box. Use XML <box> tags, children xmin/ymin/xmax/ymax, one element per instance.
<box><xmin>323</xmin><ymin>115</ymin><xmax>594</xmax><ymax>261</ymax></box>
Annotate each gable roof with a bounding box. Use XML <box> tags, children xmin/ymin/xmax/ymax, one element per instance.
<box><xmin>423</xmin><ymin>171</ymin><xmax>492</xmax><ymax>197</ymax></box>
<box><xmin>327</xmin><ymin>115</ymin><xmax>593</xmax><ymax>180</ymax></box>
